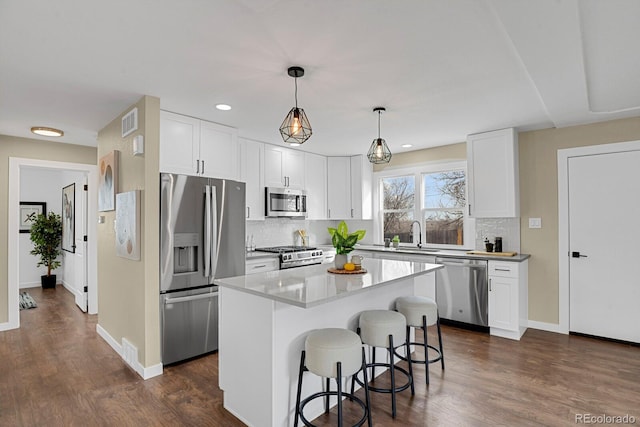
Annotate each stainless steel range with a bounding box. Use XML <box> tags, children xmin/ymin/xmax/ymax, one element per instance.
<box><xmin>255</xmin><ymin>246</ymin><xmax>324</xmax><ymax>269</ymax></box>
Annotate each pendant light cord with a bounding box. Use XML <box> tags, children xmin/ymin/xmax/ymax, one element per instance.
<box><xmin>294</xmin><ymin>77</ymin><xmax>298</xmax><ymax>109</ymax></box>
<box><xmin>377</xmin><ymin>109</ymin><xmax>381</xmax><ymax>138</ymax></box>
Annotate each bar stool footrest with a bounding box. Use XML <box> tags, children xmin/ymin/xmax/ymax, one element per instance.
<box><xmin>353</xmin><ymin>363</ymin><xmax>412</xmax><ymax>394</ymax></box>
<box><xmin>298</xmin><ymin>390</ymin><xmax>369</xmax><ymax>427</ymax></box>
<box><xmin>394</xmin><ymin>342</ymin><xmax>443</xmax><ymax>365</ymax></box>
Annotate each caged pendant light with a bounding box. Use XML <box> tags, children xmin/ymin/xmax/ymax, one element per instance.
<box><xmin>367</xmin><ymin>107</ymin><xmax>392</xmax><ymax>164</ymax></box>
<box><xmin>279</xmin><ymin>66</ymin><xmax>312</xmax><ymax>145</ymax></box>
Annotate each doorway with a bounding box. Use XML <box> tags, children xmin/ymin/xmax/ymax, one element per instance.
<box><xmin>558</xmin><ymin>140</ymin><xmax>640</xmax><ymax>341</ymax></box>
<box><xmin>7</xmin><ymin>157</ymin><xmax>98</xmax><ymax>330</ymax></box>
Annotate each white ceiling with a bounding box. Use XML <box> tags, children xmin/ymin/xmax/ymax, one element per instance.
<box><xmin>1</xmin><ymin>0</ymin><xmax>639</xmax><ymax>156</ymax></box>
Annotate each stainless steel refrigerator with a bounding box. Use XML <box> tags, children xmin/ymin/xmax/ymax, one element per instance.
<box><xmin>160</xmin><ymin>173</ymin><xmax>245</xmax><ymax>365</ymax></box>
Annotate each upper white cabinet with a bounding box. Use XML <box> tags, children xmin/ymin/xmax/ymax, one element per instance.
<box><xmin>160</xmin><ymin>110</ymin><xmax>239</xmax><ymax>180</ymax></box>
<box><xmin>264</xmin><ymin>145</ymin><xmax>305</xmax><ymax>189</ymax></box>
<box><xmin>327</xmin><ymin>157</ymin><xmax>352</xmax><ymax>219</ymax></box>
<box><xmin>239</xmin><ymin>138</ymin><xmax>264</xmax><ymax>220</ymax></box>
<box><xmin>304</xmin><ymin>152</ymin><xmax>327</xmax><ymax>220</ymax></box>
<box><xmin>467</xmin><ymin>128</ymin><xmax>519</xmax><ymax>217</ymax></box>
<box><xmin>327</xmin><ymin>155</ymin><xmax>372</xmax><ymax>220</ymax></box>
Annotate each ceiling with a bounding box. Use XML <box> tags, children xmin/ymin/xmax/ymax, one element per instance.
<box><xmin>1</xmin><ymin>0</ymin><xmax>639</xmax><ymax>156</ymax></box>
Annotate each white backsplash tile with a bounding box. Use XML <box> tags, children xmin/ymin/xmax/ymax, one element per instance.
<box><xmin>246</xmin><ymin>219</ymin><xmax>374</xmax><ymax>248</ymax></box>
<box><xmin>475</xmin><ymin>218</ymin><xmax>520</xmax><ymax>252</ymax></box>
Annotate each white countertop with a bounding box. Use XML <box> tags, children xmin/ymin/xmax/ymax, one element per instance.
<box><xmin>216</xmin><ymin>258</ymin><xmax>442</xmax><ymax>308</ymax></box>
<box><xmin>354</xmin><ymin>244</ymin><xmax>531</xmax><ymax>262</ymax></box>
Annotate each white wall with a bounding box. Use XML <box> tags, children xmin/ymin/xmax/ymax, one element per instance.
<box><xmin>19</xmin><ymin>168</ymin><xmax>85</xmax><ymax>289</ymax></box>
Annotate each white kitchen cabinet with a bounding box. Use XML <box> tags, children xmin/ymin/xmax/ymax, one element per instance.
<box><xmin>488</xmin><ymin>260</ymin><xmax>528</xmax><ymax>340</ymax></box>
<box><xmin>239</xmin><ymin>138</ymin><xmax>264</xmax><ymax>220</ymax></box>
<box><xmin>160</xmin><ymin>111</ymin><xmax>239</xmax><ymax>180</ymax></box>
<box><xmin>327</xmin><ymin>157</ymin><xmax>352</xmax><ymax>219</ymax></box>
<box><xmin>160</xmin><ymin>111</ymin><xmax>199</xmax><ymax>176</ymax></box>
<box><xmin>245</xmin><ymin>257</ymin><xmax>279</xmax><ymax>275</ymax></box>
<box><xmin>263</xmin><ymin>144</ymin><xmax>305</xmax><ymax>189</ymax></box>
<box><xmin>199</xmin><ymin>120</ymin><xmax>239</xmax><ymax>180</ymax></box>
<box><xmin>467</xmin><ymin>128</ymin><xmax>519</xmax><ymax>218</ymax></box>
<box><xmin>304</xmin><ymin>152</ymin><xmax>327</xmax><ymax>220</ymax></box>
<box><xmin>327</xmin><ymin>155</ymin><xmax>372</xmax><ymax>220</ymax></box>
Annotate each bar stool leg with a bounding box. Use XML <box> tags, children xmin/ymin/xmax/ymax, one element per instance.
<box><xmin>361</xmin><ymin>347</ymin><xmax>373</xmax><ymax>427</ymax></box>
<box><xmin>388</xmin><ymin>334</ymin><xmax>397</xmax><ymax>418</ymax></box>
<box><xmin>423</xmin><ymin>315</ymin><xmax>430</xmax><ymax>385</ymax></box>
<box><xmin>437</xmin><ymin>315</ymin><xmax>445</xmax><ymax>370</ymax></box>
<box><xmin>294</xmin><ymin>351</ymin><xmax>306</xmax><ymax>427</ymax></box>
<box><xmin>336</xmin><ymin>362</ymin><xmax>343</xmax><ymax>427</ymax></box>
<box><xmin>405</xmin><ymin>328</ymin><xmax>415</xmax><ymax>396</ymax></box>
<box><xmin>325</xmin><ymin>377</ymin><xmax>331</xmax><ymax>413</ymax></box>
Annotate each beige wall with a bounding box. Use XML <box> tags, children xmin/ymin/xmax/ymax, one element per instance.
<box><xmin>0</xmin><ymin>136</ymin><xmax>96</xmax><ymax>323</ymax></box>
<box><xmin>97</xmin><ymin>95</ymin><xmax>160</xmax><ymax>367</ymax></box>
<box><xmin>519</xmin><ymin>116</ymin><xmax>640</xmax><ymax>324</ymax></box>
<box><xmin>373</xmin><ymin>142</ymin><xmax>467</xmax><ymax>171</ymax></box>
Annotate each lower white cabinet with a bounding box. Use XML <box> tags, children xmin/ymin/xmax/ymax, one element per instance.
<box><xmin>488</xmin><ymin>260</ymin><xmax>528</xmax><ymax>340</ymax></box>
<box><xmin>245</xmin><ymin>257</ymin><xmax>279</xmax><ymax>275</ymax></box>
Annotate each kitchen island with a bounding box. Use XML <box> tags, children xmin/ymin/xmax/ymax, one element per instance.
<box><xmin>215</xmin><ymin>258</ymin><xmax>442</xmax><ymax>427</ymax></box>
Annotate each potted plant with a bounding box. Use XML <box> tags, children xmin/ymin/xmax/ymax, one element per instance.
<box><xmin>392</xmin><ymin>235</ymin><xmax>400</xmax><ymax>248</ymax></box>
<box><xmin>328</xmin><ymin>221</ymin><xmax>366</xmax><ymax>269</ymax></box>
<box><xmin>29</xmin><ymin>212</ymin><xmax>63</xmax><ymax>289</ymax></box>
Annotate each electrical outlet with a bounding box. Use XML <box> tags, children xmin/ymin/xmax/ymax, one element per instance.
<box><xmin>529</xmin><ymin>217</ymin><xmax>542</xmax><ymax>229</ymax></box>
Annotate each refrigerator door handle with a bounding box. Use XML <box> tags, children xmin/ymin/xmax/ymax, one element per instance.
<box><xmin>204</xmin><ymin>185</ymin><xmax>211</xmax><ymax>278</ymax></box>
<box><xmin>210</xmin><ymin>185</ymin><xmax>219</xmax><ymax>280</ymax></box>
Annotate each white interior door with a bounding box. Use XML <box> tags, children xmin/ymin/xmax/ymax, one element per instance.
<box><xmin>568</xmin><ymin>150</ymin><xmax>640</xmax><ymax>342</ymax></box>
<box><xmin>74</xmin><ymin>178</ymin><xmax>88</xmax><ymax>312</ymax></box>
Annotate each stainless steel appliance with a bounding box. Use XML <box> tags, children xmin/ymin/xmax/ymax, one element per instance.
<box><xmin>255</xmin><ymin>246</ymin><xmax>323</xmax><ymax>269</ymax></box>
<box><xmin>265</xmin><ymin>187</ymin><xmax>307</xmax><ymax>218</ymax></box>
<box><xmin>160</xmin><ymin>173</ymin><xmax>245</xmax><ymax>365</ymax></box>
<box><xmin>435</xmin><ymin>257</ymin><xmax>488</xmax><ymax>328</ymax></box>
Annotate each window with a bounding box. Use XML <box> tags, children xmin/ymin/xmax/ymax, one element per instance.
<box><xmin>375</xmin><ymin>162</ymin><xmax>472</xmax><ymax>248</ymax></box>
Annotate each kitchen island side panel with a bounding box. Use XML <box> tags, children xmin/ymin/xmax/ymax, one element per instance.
<box><xmin>218</xmin><ymin>287</ymin><xmax>275</xmax><ymax>426</ymax></box>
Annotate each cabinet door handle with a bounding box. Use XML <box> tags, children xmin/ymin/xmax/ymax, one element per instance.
<box><xmin>495</xmin><ymin>268</ymin><xmax>511</xmax><ymax>272</ymax></box>
<box><xmin>252</xmin><ymin>264</ymin><xmax>267</xmax><ymax>269</ymax></box>
<box><xmin>328</xmin><ymin>209</ymin><xmax>331</xmax><ymax>218</ymax></box>
<box><xmin>489</xmin><ymin>278</ymin><xmax>492</xmax><ymax>292</ymax></box>
<box><xmin>351</xmin><ymin>208</ymin><xmax>354</xmax><ymax>218</ymax></box>
<box><xmin>196</xmin><ymin>159</ymin><xmax>200</xmax><ymax>174</ymax></box>
<box><xmin>201</xmin><ymin>160</ymin><xmax>205</xmax><ymax>175</ymax></box>
<box><xmin>468</xmin><ymin>204</ymin><xmax>471</xmax><ymax>216</ymax></box>
<box><xmin>246</xmin><ymin>206</ymin><xmax>250</xmax><ymax>218</ymax></box>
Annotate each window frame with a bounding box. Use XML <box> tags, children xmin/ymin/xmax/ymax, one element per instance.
<box><xmin>373</xmin><ymin>160</ymin><xmax>474</xmax><ymax>249</ymax></box>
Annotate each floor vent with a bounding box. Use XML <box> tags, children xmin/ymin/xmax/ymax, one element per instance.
<box><xmin>122</xmin><ymin>338</ymin><xmax>138</xmax><ymax>368</ymax></box>
<box><xmin>122</xmin><ymin>108</ymin><xmax>138</xmax><ymax>137</ymax></box>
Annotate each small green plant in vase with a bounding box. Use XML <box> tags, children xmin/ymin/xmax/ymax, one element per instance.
<box><xmin>392</xmin><ymin>235</ymin><xmax>400</xmax><ymax>248</ymax></box>
<box><xmin>328</xmin><ymin>221</ymin><xmax>366</xmax><ymax>269</ymax></box>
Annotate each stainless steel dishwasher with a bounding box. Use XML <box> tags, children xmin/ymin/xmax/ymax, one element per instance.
<box><xmin>435</xmin><ymin>257</ymin><xmax>488</xmax><ymax>328</ymax></box>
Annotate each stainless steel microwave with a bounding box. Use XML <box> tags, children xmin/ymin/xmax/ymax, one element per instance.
<box><xmin>265</xmin><ymin>187</ymin><xmax>307</xmax><ymax>218</ymax></box>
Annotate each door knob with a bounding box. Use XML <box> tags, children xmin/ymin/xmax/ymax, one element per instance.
<box><xmin>571</xmin><ymin>251</ymin><xmax>587</xmax><ymax>258</ymax></box>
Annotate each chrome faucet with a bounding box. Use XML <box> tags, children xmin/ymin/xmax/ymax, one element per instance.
<box><xmin>411</xmin><ymin>220</ymin><xmax>422</xmax><ymax>248</ymax></box>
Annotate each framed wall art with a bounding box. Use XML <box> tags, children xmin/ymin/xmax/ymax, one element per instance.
<box><xmin>115</xmin><ymin>190</ymin><xmax>140</xmax><ymax>261</ymax></box>
<box><xmin>98</xmin><ymin>150</ymin><xmax>119</xmax><ymax>211</ymax></box>
<box><xmin>19</xmin><ymin>202</ymin><xmax>46</xmax><ymax>233</ymax></box>
<box><xmin>62</xmin><ymin>183</ymin><xmax>76</xmax><ymax>253</ymax></box>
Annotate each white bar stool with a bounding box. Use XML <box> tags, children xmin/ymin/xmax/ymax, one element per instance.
<box><xmin>352</xmin><ymin>310</ymin><xmax>414</xmax><ymax>418</ymax></box>
<box><xmin>395</xmin><ymin>295</ymin><xmax>445</xmax><ymax>384</ymax></box>
<box><xmin>294</xmin><ymin>328</ymin><xmax>372</xmax><ymax>427</ymax></box>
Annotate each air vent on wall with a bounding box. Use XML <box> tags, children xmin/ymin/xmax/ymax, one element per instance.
<box><xmin>122</xmin><ymin>108</ymin><xmax>138</xmax><ymax>137</ymax></box>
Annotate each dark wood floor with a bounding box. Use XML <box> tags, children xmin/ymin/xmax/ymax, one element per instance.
<box><xmin>2</xmin><ymin>287</ymin><xmax>639</xmax><ymax>426</ymax></box>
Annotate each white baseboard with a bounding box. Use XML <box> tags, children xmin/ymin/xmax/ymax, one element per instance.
<box><xmin>96</xmin><ymin>324</ymin><xmax>163</xmax><ymax>380</ymax></box>
<box><xmin>527</xmin><ymin>320</ymin><xmax>565</xmax><ymax>334</ymax></box>
<box><xmin>0</xmin><ymin>320</ymin><xmax>19</xmax><ymax>332</ymax></box>
<box><xmin>19</xmin><ymin>281</ymin><xmax>41</xmax><ymax>289</ymax></box>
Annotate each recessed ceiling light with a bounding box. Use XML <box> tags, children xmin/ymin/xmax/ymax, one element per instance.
<box><xmin>216</xmin><ymin>104</ymin><xmax>232</xmax><ymax>111</ymax></box>
<box><xmin>31</xmin><ymin>126</ymin><xmax>64</xmax><ymax>137</ymax></box>
<box><xmin>401</xmin><ymin>144</ymin><xmax>413</xmax><ymax>148</ymax></box>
